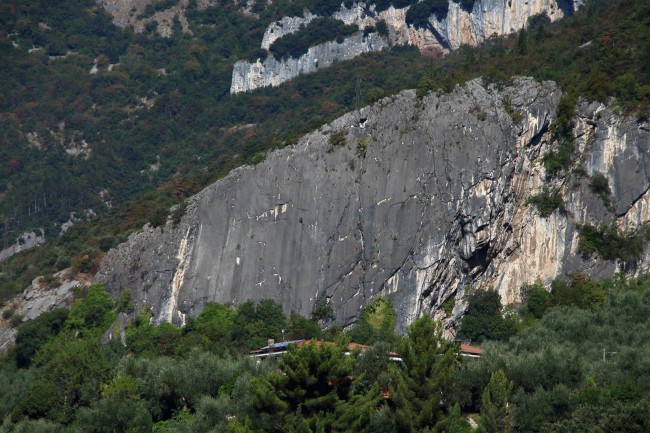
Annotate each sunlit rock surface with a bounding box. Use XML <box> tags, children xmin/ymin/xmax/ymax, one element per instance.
<box><xmin>96</xmin><ymin>76</ymin><xmax>650</xmax><ymax>331</ymax></box>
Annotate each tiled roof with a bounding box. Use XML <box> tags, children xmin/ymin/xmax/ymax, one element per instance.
<box><xmin>459</xmin><ymin>343</ymin><xmax>484</xmax><ymax>355</ymax></box>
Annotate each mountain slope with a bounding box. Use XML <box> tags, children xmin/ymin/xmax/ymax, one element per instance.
<box><xmin>96</xmin><ymin>76</ymin><xmax>650</xmax><ymax>330</ymax></box>
<box><xmin>1</xmin><ymin>0</ymin><xmax>649</xmax><ymax>321</ymax></box>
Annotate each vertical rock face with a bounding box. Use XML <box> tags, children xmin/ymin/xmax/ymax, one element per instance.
<box><xmin>261</xmin><ymin>13</ymin><xmax>319</xmax><ymax>50</ymax></box>
<box><xmin>96</xmin><ymin>76</ymin><xmax>650</xmax><ymax>331</ymax></box>
<box><xmin>230</xmin><ymin>0</ymin><xmax>578</xmax><ymax>93</ymax></box>
<box><xmin>0</xmin><ymin>230</ymin><xmax>45</xmax><ymax>263</ymax></box>
<box><xmin>230</xmin><ymin>32</ymin><xmax>390</xmax><ymax>93</ymax></box>
<box><xmin>436</xmin><ymin>0</ymin><xmax>564</xmax><ymax>50</ymax></box>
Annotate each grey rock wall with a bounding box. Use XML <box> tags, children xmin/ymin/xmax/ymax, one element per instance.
<box><xmin>230</xmin><ymin>32</ymin><xmax>389</xmax><ymax>93</ymax></box>
<box><xmin>0</xmin><ymin>268</ymin><xmax>81</xmax><ymax>353</ymax></box>
<box><xmin>230</xmin><ymin>0</ymin><xmax>578</xmax><ymax>93</ymax></box>
<box><xmin>96</xmin><ymin>77</ymin><xmax>650</xmax><ymax>331</ymax></box>
<box><xmin>0</xmin><ymin>230</ymin><xmax>45</xmax><ymax>263</ymax></box>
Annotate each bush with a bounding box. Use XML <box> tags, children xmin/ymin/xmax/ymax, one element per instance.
<box><xmin>2</xmin><ymin>308</ymin><xmax>14</xmax><ymax>320</ymax></box>
<box><xmin>441</xmin><ymin>296</ymin><xmax>456</xmax><ymax>317</ymax></box>
<box><xmin>329</xmin><ymin>130</ymin><xmax>347</xmax><ymax>148</ymax></box>
<box><xmin>14</xmin><ymin>308</ymin><xmax>69</xmax><ymax>368</ymax></box>
<box><xmin>406</xmin><ymin>0</ymin><xmax>449</xmax><ymax>28</ymax></box>
<box><xmin>588</xmin><ymin>173</ymin><xmax>612</xmax><ymax>208</ymax></box>
<box><xmin>376</xmin><ymin>20</ymin><xmax>389</xmax><ymax>37</ymax></box>
<box><xmin>356</xmin><ymin>137</ymin><xmax>370</xmax><ymax>157</ymax></box>
<box><xmin>367</xmin><ymin>86</ymin><xmax>385</xmax><ymax>103</ymax></box>
<box><xmin>577</xmin><ymin>223</ymin><xmax>645</xmax><ymax>263</ymax></box>
<box><xmin>542</xmin><ymin>137</ymin><xmax>574</xmax><ymax>176</ymax></box>
<box><xmin>526</xmin><ymin>186</ymin><xmax>565</xmax><ymax>217</ymax></box>
<box><xmin>311</xmin><ymin>299</ymin><xmax>334</xmax><ymax>321</ymax></box>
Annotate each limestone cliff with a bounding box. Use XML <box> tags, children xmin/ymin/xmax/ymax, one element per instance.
<box><xmin>95</xmin><ymin>77</ymin><xmax>650</xmax><ymax>331</ymax></box>
<box><xmin>0</xmin><ymin>268</ymin><xmax>84</xmax><ymax>354</ymax></box>
<box><xmin>230</xmin><ymin>0</ymin><xmax>581</xmax><ymax>93</ymax></box>
<box><xmin>0</xmin><ymin>230</ymin><xmax>45</xmax><ymax>263</ymax></box>
<box><xmin>98</xmin><ymin>0</ymin><xmax>202</xmax><ymax>37</ymax></box>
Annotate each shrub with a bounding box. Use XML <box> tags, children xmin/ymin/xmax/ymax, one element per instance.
<box><xmin>542</xmin><ymin>137</ymin><xmax>574</xmax><ymax>176</ymax></box>
<box><xmin>526</xmin><ymin>186</ymin><xmax>565</xmax><ymax>217</ymax></box>
<box><xmin>406</xmin><ymin>0</ymin><xmax>449</xmax><ymax>28</ymax></box>
<box><xmin>14</xmin><ymin>308</ymin><xmax>69</xmax><ymax>368</ymax></box>
<box><xmin>311</xmin><ymin>299</ymin><xmax>334</xmax><ymax>321</ymax></box>
<box><xmin>417</xmin><ymin>77</ymin><xmax>437</xmax><ymax>98</ymax></box>
<box><xmin>356</xmin><ymin>137</ymin><xmax>370</xmax><ymax>157</ymax></box>
<box><xmin>543</xmin><ymin>94</ymin><xmax>578</xmax><ymax>176</ymax></box>
<box><xmin>577</xmin><ymin>223</ymin><xmax>645</xmax><ymax>263</ymax></box>
<box><xmin>588</xmin><ymin>173</ymin><xmax>612</xmax><ymax>208</ymax></box>
<box><xmin>3</xmin><ymin>308</ymin><xmax>15</xmax><ymax>320</ymax></box>
<box><xmin>441</xmin><ymin>296</ymin><xmax>456</xmax><ymax>317</ymax></box>
<box><xmin>367</xmin><ymin>87</ymin><xmax>385</xmax><ymax>103</ymax></box>
<box><xmin>503</xmin><ymin>97</ymin><xmax>524</xmax><ymax>122</ymax></box>
<box><xmin>376</xmin><ymin>20</ymin><xmax>389</xmax><ymax>37</ymax></box>
<box><xmin>329</xmin><ymin>130</ymin><xmax>347</xmax><ymax>148</ymax></box>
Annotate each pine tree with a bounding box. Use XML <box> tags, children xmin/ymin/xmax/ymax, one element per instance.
<box><xmin>480</xmin><ymin>369</ymin><xmax>513</xmax><ymax>433</ymax></box>
<box><xmin>398</xmin><ymin>315</ymin><xmax>460</xmax><ymax>430</ymax></box>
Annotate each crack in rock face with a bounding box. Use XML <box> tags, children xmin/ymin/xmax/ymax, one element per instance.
<box><xmin>96</xmin><ymin>77</ymin><xmax>650</xmax><ymax>333</ymax></box>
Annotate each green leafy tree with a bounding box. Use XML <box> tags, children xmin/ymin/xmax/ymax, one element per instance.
<box><xmin>194</xmin><ymin>302</ymin><xmax>237</xmax><ymax>343</ymax></box>
<box><xmin>65</xmin><ymin>284</ymin><xmax>115</xmax><ymax>334</ymax></box>
<box><xmin>11</xmin><ymin>380</ymin><xmax>62</xmax><ymax>423</ymax></box>
<box><xmin>287</xmin><ymin>312</ymin><xmax>322</xmax><ymax>340</ymax></box>
<box><xmin>14</xmin><ymin>308</ymin><xmax>68</xmax><ymax>368</ymax></box>
<box><xmin>17</xmin><ymin>337</ymin><xmax>111</xmax><ymax>423</ymax></box>
<box><xmin>515</xmin><ymin>28</ymin><xmax>528</xmax><ymax>55</ymax></box>
<box><xmin>311</xmin><ymin>299</ymin><xmax>335</xmax><ymax>322</ymax></box>
<box><xmin>550</xmin><ymin>273</ymin><xmax>607</xmax><ymax>310</ymax></box>
<box><xmin>232</xmin><ymin>300</ymin><xmax>287</xmax><ymax>349</ymax></box>
<box><xmin>457</xmin><ymin>290</ymin><xmax>517</xmax><ymax>343</ymax></box>
<box><xmin>521</xmin><ymin>281</ymin><xmax>551</xmax><ymax>319</ymax></box>
<box><xmin>348</xmin><ymin>296</ymin><xmax>397</xmax><ymax>345</ymax></box>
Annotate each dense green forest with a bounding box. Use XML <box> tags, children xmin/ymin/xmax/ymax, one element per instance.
<box><xmin>2</xmin><ymin>273</ymin><xmax>650</xmax><ymax>432</ymax></box>
<box><xmin>0</xmin><ymin>0</ymin><xmax>648</xmax><ymax>302</ymax></box>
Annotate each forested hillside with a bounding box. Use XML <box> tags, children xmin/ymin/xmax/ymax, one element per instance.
<box><xmin>0</xmin><ymin>0</ymin><xmax>648</xmax><ymax>304</ymax></box>
<box><xmin>2</xmin><ymin>273</ymin><xmax>650</xmax><ymax>432</ymax></box>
